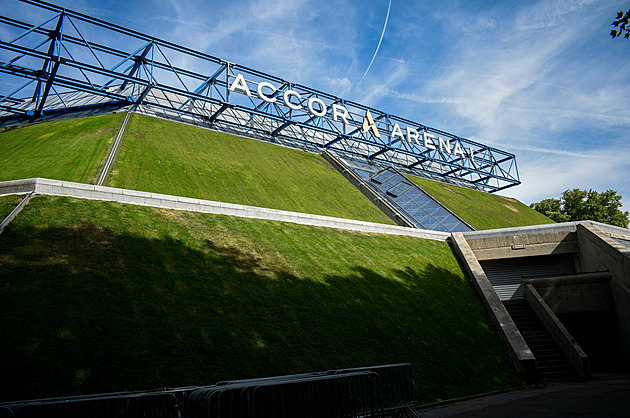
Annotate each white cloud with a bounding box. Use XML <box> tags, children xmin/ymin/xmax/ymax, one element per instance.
<box><xmin>502</xmin><ymin>145</ymin><xmax>630</xmax><ymax>211</ymax></box>
<box><xmin>323</xmin><ymin>77</ymin><xmax>353</xmax><ymax>97</ymax></box>
<box><xmin>357</xmin><ymin>59</ymin><xmax>409</xmax><ymax>106</ymax></box>
<box><xmin>402</xmin><ymin>0</ymin><xmax>630</xmax><ymax>211</ymax></box>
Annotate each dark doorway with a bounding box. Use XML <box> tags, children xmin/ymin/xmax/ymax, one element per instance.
<box><xmin>557</xmin><ymin>311</ymin><xmax>618</xmax><ymax>373</ymax></box>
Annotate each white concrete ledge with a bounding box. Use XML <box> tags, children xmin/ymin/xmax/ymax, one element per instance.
<box><xmin>462</xmin><ymin>220</ymin><xmax>629</xmax><ymax>241</ymax></box>
<box><xmin>0</xmin><ymin>178</ymin><xmax>450</xmax><ymax>241</ymax></box>
<box><xmin>462</xmin><ymin>222</ymin><xmax>582</xmax><ymax>240</ymax></box>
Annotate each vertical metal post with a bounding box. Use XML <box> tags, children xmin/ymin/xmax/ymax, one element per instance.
<box><xmin>32</xmin><ymin>11</ymin><xmax>64</xmax><ymax>116</ymax></box>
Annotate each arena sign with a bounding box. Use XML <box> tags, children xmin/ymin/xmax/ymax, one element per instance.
<box><xmin>0</xmin><ymin>0</ymin><xmax>519</xmax><ymax>192</ymax></box>
<box><xmin>228</xmin><ymin>74</ymin><xmax>476</xmax><ymax>161</ymax></box>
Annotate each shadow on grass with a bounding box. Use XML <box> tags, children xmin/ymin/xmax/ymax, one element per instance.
<box><xmin>0</xmin><ymin>224</ymin><xmax>518</xmax><ymax>403</ymax></box>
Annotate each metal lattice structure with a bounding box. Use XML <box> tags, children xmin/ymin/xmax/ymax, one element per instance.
<box><xmin>0</xmin><ymin>0</ymin><xmax>520</xmax><ymax>192</ymax></box>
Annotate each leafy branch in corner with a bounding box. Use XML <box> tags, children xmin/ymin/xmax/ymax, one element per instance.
<box><xmin>611</xmin><ymin>9</ymin><xmax>630</xmax><ymax>39</ymax></box>
<box><xmin>530</xmin><ymin>188</ymin><xmax>629</xmax><ymax>228</ymax></box>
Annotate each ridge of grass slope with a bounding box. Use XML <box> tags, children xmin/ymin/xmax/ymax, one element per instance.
<box><xmin>408</xmin><ymin>175</ymin><xmax>554</xmax><ymax>230</ymax></box>
<box><xmin>0</xmin><ymin>113</ymin><xmax>125</xmax><ymax>184</ymax></box>
<box><xmin>107</xmin><ymin>114</ymin><xmax>393</xmax><ymax>224</ymax></box>
<box><xmin>0</xmin><ymin>196</ymin><xmax>519</xmax><ymax>403</ymax></box>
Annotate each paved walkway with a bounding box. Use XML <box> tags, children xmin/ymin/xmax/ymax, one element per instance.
<box><xmin>417</xmin><ymin>375</ymin><xmax>630</xmax><ymax>417</ymax></box>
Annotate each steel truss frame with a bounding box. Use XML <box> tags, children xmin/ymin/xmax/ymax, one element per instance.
<box><xmin>0</xmin><ymin>0</ymin><xmax>520</xmax><ymax>192</ymax></box>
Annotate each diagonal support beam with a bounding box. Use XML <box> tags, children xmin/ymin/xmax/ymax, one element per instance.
<box><xmin>208</xmin><ymin>103</ymin><xmax>231</xmax><ymax>123</ymax></box>
<box><xmin>120</xmin><ymin>43</ymin><xmax>153</xmax><ymax>90</ymax></box>
<box><xmin>33</xmin><ymin>59</ymin><xmax>60</xmax><ymax>117</ymax></box>
<box><xmin>271</xmin><ymin>120</ymin><xmax>293</xmax><ymax>136</ymax></box>
<box><xmin>32</xmin><ymin>11</ymin><xmax>64</xmax><ymax>105</ymax></box>
<box><xmin>368</xmin><ymin>147</ymin><xmax>390</xmax><ymax>160</ymax></box>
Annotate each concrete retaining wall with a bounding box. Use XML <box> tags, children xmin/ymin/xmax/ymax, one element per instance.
<box><xmin>577</xmin><ymin>223</ymin><xmax>630</xmax><ymax>287</ymax></box>
<box><xmin>450</xmin><ymin>232</ymin><xmax>536</xmax><ymax>381</ymax></box>
<box><xmin>462</xmin><ymin>225</ymin><xmax>579</xmax><ymax>261</ymax></box>
<box><xmin>524</xmin><ymin>273</ymin><xmax>615</xmax><ymax>314</ymax></box>
<box><xmin>0</xmin><ymin>178</ymin><xmax>450</xmax><ymax>241</ymax></box>
<box><xmin>611</xmin><ymin>279</ymin><xmax>630</xmax><ymax>370</ymax></box>
<box><xmin>576</xmin><ymin>223</ymin><xmax>630</xmax><ymax>370</ymax></box>
<box><xmin>523</xmin><ymin>283</ymin><xmax>591</xmax><ymax>377</ymax></box>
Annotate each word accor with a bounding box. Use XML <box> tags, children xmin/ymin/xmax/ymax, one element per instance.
<box><xmin>228</xmin><ymin>74</ymin><xmax>350</xmax><ymax>124</ymax></box>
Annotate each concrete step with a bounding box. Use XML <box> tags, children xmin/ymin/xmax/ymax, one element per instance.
<box><xmin>504</xmin><ymin>300</ymin><xmax>578</xmax><ymax>381</ymax></box>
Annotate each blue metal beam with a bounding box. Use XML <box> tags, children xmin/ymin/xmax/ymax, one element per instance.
<box><xmin>120</xmin><ymin>42</ymin><xmax>152</xmax><ymax>90</ymax></box>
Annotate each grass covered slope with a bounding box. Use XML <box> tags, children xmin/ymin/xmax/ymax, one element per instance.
<box><xmin>0</xmin><ymin>195</ymin><xmax>22</xmax><ymax>220</ymax></box>
<box><xmin>0</xmin><ymin>113</ymin><xmax>124</xmax><ymax>184</ymax></box>
<box><xmin>108</xmin><ymin>114</ymin><xmax>393</xmax><ymax>224</ymax></box>
<box><xmin>409</xmin><ymin>175</ymin><xmax>554</xmax><ymax>230</ymax></box>
<box><xmin>0</xmin><ymin>196</ymin><xmax>519</xmax><ymax>403</ymax></box>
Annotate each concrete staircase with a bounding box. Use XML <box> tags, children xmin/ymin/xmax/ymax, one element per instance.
<box><xmin>504</xmin><ymin>300</ymin><xmax>576</xmax><ymax>381</ymax></box>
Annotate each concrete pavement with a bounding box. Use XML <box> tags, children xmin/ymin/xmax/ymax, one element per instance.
<box><xmin>417</xmin><ymin>375</ymin><xmax>630</xmax><ymax>417</ymax></box>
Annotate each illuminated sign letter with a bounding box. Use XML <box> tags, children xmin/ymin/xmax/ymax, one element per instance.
<box><xmin>332</xmin><ymin>104</ymin><xmax>349</xmax><ymax>124</ymax></box>
<box><xmin>391</xmin><ymin>123</ymin><xmax>405</xmax><ymax>141</ymax></box>
<box><xmin>453</xmin><ymin>141</ymin><xmax>465</xmax><ymax>158</ymax></box>
<box><xmin>361</xmin><ymin>109</ymin><xmax>381</xmax><ymax>138</ymax></box>
<box><xmin>257</xmin><ymin>81</ymin><xmax>277</xmax><ymax>103</ymax></box>
<box><xmin>284</xmin><ymin>90</ymin><xmax>302</xmax><ymax>110</ymax></box>
<box><xmin>228</xmin><ymin>73</ymin><xmax>252</xmax><ymax>97</ymax></box>
<box><xmin>406</xmin><ymin>127</ymin><xmax>421</xmax><ymax>145</ymax></box>
<box><xmin>307</xmin><ymin>97</ymin><xmax>327</xmax><ymax>117</ymax></box>
<box><xmin>423</xmin><ymin>132</ymin><xmax>437</xmax><ymax>150</ymax></box>
<box><xmin>439</xmin><ymin>137</ymin><xmax>451</xmax><ymax>154</ymax></box>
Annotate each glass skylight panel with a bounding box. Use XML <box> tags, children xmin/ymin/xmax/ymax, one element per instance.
<box><xmin>339</xmin><ymin>156</ymin><xmax>473</xmax><ymax>233</ymax></box>
<box><xmin>371</xmin><ymin>171</ymin><xmax>396</xmax><ymax>185</ymax></box>
<box><xmin>387</xmin><ymin>182</ymin><xmax>413</xmax><ymax>197</ymax></box>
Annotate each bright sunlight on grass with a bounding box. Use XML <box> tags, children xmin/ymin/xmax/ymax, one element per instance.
<box><xmin>0</xmin><ymin>113</ymin><xmax>124</xmax><ymax>184</ymax></box>
<box><xmin>107</xmin><ymin>114</ymin><xmax>394</xmax><ymax>224</ymax></box>
<box><xmin>408</xmin><ymin>175</ymin><xmax>554</xmax><ymax>230</ymax></box>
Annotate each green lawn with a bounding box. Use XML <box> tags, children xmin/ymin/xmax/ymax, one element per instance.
<box><xmin>0</xmin><ymin>194</ymin><xmax>23</xmax><ymax>222</ymax></box>
<box><xmin>0</xmin><ymin>114</ymin><xmax>125</xmax><ymax>184</ymax></box>
<box><xmin>0</xmin><ymin>112</ymin><xmax>548</xmax><ymax>230</ymax></box>
<box><xmin>107</xmin><ymin>114</ymin><xmax>393</xmax><ymax>224</ymax></box>
<box><xmin>408</xmin><ymin>175</ymin><xmax>554</xmax><ymax>230</ymax></box>
<box><xmin>0</xmin><ymin>196</ymin><xmax>519</xmax><ymax>403</ymax></box>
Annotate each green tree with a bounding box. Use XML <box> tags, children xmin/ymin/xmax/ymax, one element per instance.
<box><xmin>530</xmin><ymin>198</ymin><xmax>570</xmax><ymax>223</ymax></box>
<box><xmin>611</xmin><ymin>9</ymin><xmax>630</xmax><ymax>39</ymax></box>
<box><xmin>530</xmin><ymin>188</ymin><xmax>629</xmax><ymax>228</ymax></box>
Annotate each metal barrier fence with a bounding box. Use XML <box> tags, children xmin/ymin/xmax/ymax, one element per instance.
<box><xmin>0</xmin><ymin>363</ymin><xmax>419</xmax><ymax>417</ymax></box>
<box><xmin>330</xmin><ymin>364</ymin><xmax>418</xmax><ymax>416</ymax></box>
<box><xmin>0</xmin><ymin>391</ymin><xmax>181</xmax><ymax>417</ymax></box>
<box><xmin>188</xmin><ymin>371</ymin><xmax>380</xmax><ymax>418</ymax></box>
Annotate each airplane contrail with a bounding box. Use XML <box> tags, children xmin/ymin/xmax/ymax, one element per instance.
<box><xmin>359</xmin><ymin>0</ymin><xmax>392</xmax><ymax>84</ymax></box>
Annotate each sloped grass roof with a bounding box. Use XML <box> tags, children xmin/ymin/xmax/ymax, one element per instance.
<box><xmin>0</xmin><ymin>113</ymin><xmax>124</xmax><ymax>184</ymax></box>
<box><xmin>408</xmin><ymin>175</ymin><xmax>554</xmax><ymax>230</ymax></box>
<box><xmin>0</xmin><ymin>196</ymin><xmax>519</xmax><ymax>403</ymax></box>
<box><xmin>107</xmin><ymin>114</ymin><xmax>394</xmax><ymax>224</ymax></box>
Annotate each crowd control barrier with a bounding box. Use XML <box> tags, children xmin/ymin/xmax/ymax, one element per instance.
<box><xmin>0</xmin><ymin>363</ymin><xmax>419</xmax><ymax>417</ymax></box>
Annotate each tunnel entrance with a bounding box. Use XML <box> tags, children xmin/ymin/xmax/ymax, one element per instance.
<box><xmin>557</xmin><ymin>311</ymin><xmax>618</xmax><ymax>373</ymax></box>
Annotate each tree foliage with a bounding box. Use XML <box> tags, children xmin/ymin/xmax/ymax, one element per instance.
<box><xmin>611</xmin><ymin>9</ymin><xmax>630</xmax><ymax>39</ymax></box>
<box><xmin>530</xmin><ymin>188</ymin><xmax>629</xmax><ymax>228</ymax></box>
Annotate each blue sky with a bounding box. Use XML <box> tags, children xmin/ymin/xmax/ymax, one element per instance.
<box><xmin>4</xmin><ymin>0</ymin><xmax>630</xmax><ymax>211</ymax></box>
